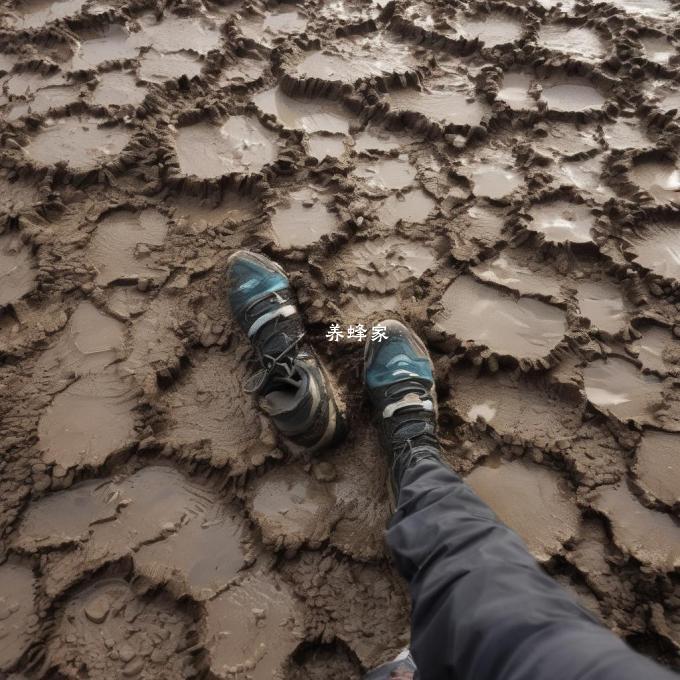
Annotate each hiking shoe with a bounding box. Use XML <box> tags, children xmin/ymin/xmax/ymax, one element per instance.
<box><xmin>226</xmin><ymin>250</ymin><xmax>346</xmax><ymax>454</ymax></box>
<box><xmin>364</xmin><ymin>320</ymin><xmax>441</xmax><ymax>503</ymax></box>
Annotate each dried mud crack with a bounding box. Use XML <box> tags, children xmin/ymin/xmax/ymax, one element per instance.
<box><xmin>1</xmin><ymin>0</ymin><xmax>680</xmax><ymax>677</ymax></box>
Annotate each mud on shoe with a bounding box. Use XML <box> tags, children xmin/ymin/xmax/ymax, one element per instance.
<box><xmin>364</xmin><ymin>320</ymin><xmax>441</xmax><ymax>503</ymax></box>
<box><xmin>227</xmin><ymin>250</ymin><xmax>346</xmax><ymax>455</ymax></box>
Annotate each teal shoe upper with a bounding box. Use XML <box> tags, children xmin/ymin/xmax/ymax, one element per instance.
<box><xmin>227</xmin><ymin>251</ymin><xmax>289</xmax><ymax>322</ymax></box>
<box><xmin>364</xmin><ymin>322</ymin><xmax>433</xmax><ymax>391</ymax></box>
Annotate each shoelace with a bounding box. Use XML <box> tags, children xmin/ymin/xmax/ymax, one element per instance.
<box><xmin>244</xmin><ymin>331</ymin><xmax>306</xmax><ymax>394</ymax></box>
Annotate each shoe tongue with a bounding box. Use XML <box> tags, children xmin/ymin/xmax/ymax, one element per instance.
<box><xmin>393</xmin><ymin>415</ymin><xmax>433</xmax><ymax>442</ymax></box>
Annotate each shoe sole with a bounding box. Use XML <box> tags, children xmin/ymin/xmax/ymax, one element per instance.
<box><xmin>228</xmin><ymin>250</ymin><xmax>347</xmax><ymax>456</ymax></box>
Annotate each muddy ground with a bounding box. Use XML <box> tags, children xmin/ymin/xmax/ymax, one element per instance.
<box><xmin>0</xmin><ymin>0</ymin><xmax>679</xmax><ymax>677</ymax></box>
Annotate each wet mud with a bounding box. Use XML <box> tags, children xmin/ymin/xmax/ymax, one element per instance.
<box><xmin>1</xmin><ymin>0</ymin><xmax>680</xmax><ymax>676</ymax></box>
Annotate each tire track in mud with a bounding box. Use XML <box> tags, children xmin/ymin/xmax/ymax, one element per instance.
<box><xmin>0</xmin><ymin>0</ymin><xmax>679</xmax><ymax>676</ymax></box>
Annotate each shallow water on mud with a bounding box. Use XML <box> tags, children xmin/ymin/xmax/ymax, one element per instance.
<box><xmin>527</xmin><ymin>201</ymin><xmax>595</xmax><ymax>243</ymax></box>
<box><xmin>457</xmin><ymin>13</ymin><xmax>522</xmax><ymax>46</ymax></box>
<box><xmin>537</xmin><ymin>25</ymin><xmax>607</xmax><ymax>62</ymax></box>
<box><xmin>387</xmin><ymin>86</ymin><xmax>488</xmax><ymax>127</ymax></box>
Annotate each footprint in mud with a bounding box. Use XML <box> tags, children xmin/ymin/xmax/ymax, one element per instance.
<box><xmin>48</xmin><ymin>575</ymin><xmax>200</xmax><ymax>679</ymax></box>
<box><xmin>496</xmin><ymin>72</ymin><xmax>537</xmax><ymax>110</ymax></box>
<box><xmin>0</xmin><ymin>559</ymin><xmax>38</xmax><ymax>673</ymax></box>
<box><xmin>634</xmin><ymin>430</ymin><xmax>680</xmax><ymax>507</ymax></box>
<box><xmin>90</xmin><ymin>71</ymin><xmax>147</xmax><ymax>108</ymax></box>
<box><xmin>130</xmin><ymin>13</ymin><xmax>222</xmax><ymax>54</ymax></box>
<box><xmin>466</xmin><ymin>457</ymin><xmax>580</xmax><ymax>563</ymax></box>
<box><xmin>471</xmin><ymin>250</ymin><xmax>564</xmax><ymax>300</ymax></box>
<box><xmin>575</xmin><ymin>279</ymin><xmax>629</xmax><ymax>338</ymax></box>
<box><xmin>601</xmin><ymin>118</ymin><xmax>652</xmax><ymax>151</ymax></box>
<box><xmin>138</xmin><ymin>49</ymin><xmax>203</xmax><ymax>83</ymax></box>
<box><xmin>459</xmin><ymin>149</ymin><xmax>521</xmax><ymax>200</ymax></box>
<box><xmin>24</xmin><ymin>115</ymin><xmax>131</xmax><ymax>171</ymax></box>
<box><xmin>526</xmin><ymin>201</ymin><xmax>596</xmax><ymax>244</ymax></box>
<box><xmin>589</xmin><ymin>482</ymin><xmax>680</xmax><ymax>571</ymax></box>
<box><xmin>386</xmin><ymin>74</ymin><xmax>489</xmax><ymax>129</ymax></box>
<box><xmin>292</xmin><ymin>33</ymin><xmax>418</xmax><ymax>84</ymax></box>
<box><xmin>455</xmin><ymin>10</ymin><xmax>523</xmax><ymax>47</ymax></box>
<box><xmin>174</xmin><ymin>116</ymin><xmax>279</xmax><ymax>178</ymax></box>
<box><xmin>435</xmin><ymin>275</ymin><xmax>567</xmax><ymax>362</ymax></box>
<box><xmin>352</xmin><ymin>127</ymin><xmax>407</xmax><ymax>154</ymax></box>
<box><xmin>69</xmin><ymin>25</ymin><xmax>140</xmax><ymax>71</ymax></box>
<box><xmin>377</xmin><ymin>189</ymin><xmax>436</xmax><ymax>227</ymax></box>
<box><xmin>205</xmin><ymin>571</ymin><xmax>303</xmax><ymax>679</ymax></box>
<box><xmin>0</xmin><ymin>231</ymin><xmax>36</xmax><ymax>307</ymax></box>
<box><xmin>625</xmin><ymin>220</ymin><xmax>680</xmax><ymax>280</ymax></box>
<box><xmin>537</xmin><ymin>24</ymin><xmax>608</xmax><ymax>62</ymax></box>
<box><xmin>452</xmin><ymin>204</ymin><xmax>507</xmax><ymax>261</ymax></box>
<box><xmin>219</xmin><ymin>56</ymin><xmax>266</xmax><ymax>87</ymax></box>
<box><xmin>14</xmin><ymin>464</ymin><xmax>250</xmax><ymax>598</ymax></box>
<box><xmin>627</xmin><ymin>159</ymin><xmax>680</xmax><ymax>205</ymax></box>
<box><xmin>84</xmin><ymin>208</ymin><xmax>169</xmax><ymax>287</ymax></box>
<box><xmin>352</xmin><ymin>156</ymin><xmax>417</xmax><ymax>194</ymax></box>
<box><xmin>160</xmin><ymin>348</ymin><xmax>275</xmax><ymax>473</ymax></box>
<box><xmin>12</xmin><ymin>0</ymin><xmax>92</xmax><ymax>28</ymax></box>
<box><xmin>270</xmin><ymin>186</ymin><xmax>341</xmax><ymax>250</ymax></box>
<box><xmin>5</xmin><ymin>83</ymin><xmax>81</xmax><ymax>121</ymax></box>
<box><xmin>331</xmin><ymin>236</ymin><xmax>438</xmax><ymax>294</ymax></box>
<box><xmin>238</xmin><ymin>6</ymin><xmax>307</xmax><ymax>47</ymax></box>
<box><xmin>582</xmin><ymin>356</ymin><xmax>680</xmax><ymax>429</ymax></box>
<box><xmin>169</xmin><ymin>191</ymin><xmax>257</xmax><ymax>235</ymax></box>
<box><xmin>630</xmin><ymin>324</ymin><xmax>680</xmax><ymax>376</ymax></box>
<box><xmin>253</xmin><ymin>85</ymin><xmax>353</xmax><ymax>134</ymax></box>
<box><xmin>549</xmin><ymin>156</ymin><xmax>618</xmax><ymax>204</ymax></box>
<box><xmin>540</xmin><ymin>77</ymin><xmax>606</xmax><ymax>113</ymax></box>
<box><xmin>639</xmin><ymin>35</ymin><xmax>678</xmax><ymax>66</ymax></box>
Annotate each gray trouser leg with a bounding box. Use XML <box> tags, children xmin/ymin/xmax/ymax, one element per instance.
<box><xmin>386</xmin><ymin>459</ymin><xmax>677</xmax><ymax>680</ymax></box>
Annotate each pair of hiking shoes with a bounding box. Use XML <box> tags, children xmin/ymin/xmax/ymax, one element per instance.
<box><xmin>227</xmin><ymin>250</ymin><xmax>441</xmax><ymax>499</ymax></box>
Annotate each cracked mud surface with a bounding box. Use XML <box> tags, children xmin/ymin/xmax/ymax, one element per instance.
<box><xmin>1</xmin><ymin>0</ymin><xmax>680</xmax><ymax>677</ymax></box>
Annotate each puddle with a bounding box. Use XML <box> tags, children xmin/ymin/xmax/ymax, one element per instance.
<box><xmin>435</xmin><ymin>275</ymin><xmax>567</xmax><ymax>360</ymax></box>
<box><xmin>583</xmin><ymin>357</ymin><xmax>664</xmax><ymax>425</ymax></box>
<box><xmin>575</xmin><ymin>280</ymin><xmax>627</xmax><ymax>336</ymax></box>
<box><xmin>631</xmin><ymin>325</ymin><xmax>679</xmax><ymax>374</ymax></box>
<box><xmin>253</xmin><ymin>86</ymin><xmax>352</xmax><ymax>134</ymax></box>
<box><xmin>86</xmin><ymin>208</ymin><xmax>168</xmax><ymax>286</ymax></box>
<box><xmin>467</xmin><ymin>458</ymin><xmax>579</xmax><ymax>562</ymax></box>
<box><xmin>162</xmin><ymin>349</ymin><xmax>268</xmax><ymax>471</ymax></box>
<box><xmin>627</xmin><ymin>222</ymin><xmax>680</xmax><ymax>280</ymax></box>
<box><xmin>635</xmin><ymin>430</ymin><xmax>679</xmax><ymax>507</ymax></box>
<box><xmin>171</xmin><ymin>193</ymin><xmax>256</xmax><ymax>234</ymax></box>
<box><xmin>353</xmin><ymin>157</ymin><xmax>416</xmax><ymax>192</ymax></box>
<box><xmin>38</xmin><ymin>369</ymin><xmax>138</xmax><ymax>468</ymax></box>
<box><xmin>591</xmin><ymin>483</ymin><xmax>679</xmax><ymax>570</ymax></box>
<box><xmin>240</xmin><ymin>8</ymin><xmax>307</xmax><ymax>47</ymax></box>
<box><xmin>6</xmin><ymin>84</ymin><xmax>80</xmax><ymax>121</ymax></box>
<box><xmin>628</xmin><ymin>160</ymin><xmax>680</xmax><ymax>204</ymax></box>
<box><xmin>0</xmin><ymin>561</ymin><xmax>37</xmax><ymax>672</ymax></box>
<box><xmin>452</xmin><ymin>204</ymin><xmax>506</xmax><ymax>259</ymax></box>
<box><xmin>305</xmin><ymin>133</ymin><xmax>347</xmax><ymax>160</ymax></box>
<box><xmin>271</xmin><ymin>187</ymin><xmax>340</xmax><ymax>249</ymax></box>
<box><xmin>205</xmin><ymin>572</ymin><xmax>301</xmax><ymax>679</ymax></box>
<box><xmin>333</xmin><ymin>236</ymin><xmax>437</xmax><ymax>293</ymax></box>
<box><xmin>294</xmin><ymin>34</ymin><xmax>417</xmax><ymax>83</ymax></box>
<box><xmin>496</xmin><ymin>72</ymin><xmax>536</xmax><ymax>110</ymax></box>
<box><xmin>175</xmin><ymin>116</ymin><xmax>278</xmax><ymax>178</ymax></box>
<box><xmin>537</xmin><ymin>25</ymin><xmax>607</xmax><ymax>62</ymax></box>
<box><xmin>387</xmin><ymin>86</ymin><xmax>488</xmax><ymax>127</ymax></box>
<box><xmin>250</xmin><ymin>465</ymin><xmax>335</xmax><ymax>547</ymax></box>
<box><xmin>2</xmin><ymin>71</ymin><xmax>66</xmax><ymax>97</ymax></box>
<box><xmin>138</xmin><ymin>49</ymin><xmax>202</xmax><ymax>83</ymax></box>
<box><xmin>527</xmin><ymin>201</ymin><xmax>595</xmax><ymax>244</ymax></box>
<box><xmin>601</xmin><ymin>119</ymin><xmax>652</xmax><ymax>150</ymax></box>
<box><xmin>34</xmin><ymin>300</ymin><xmax>125</xmax><ymax>378</ymax></box>
<box><xmin>25</xmin><ymin>116</ymin><xmax>130</xmax><ymax>170</ymax></box>
<box><xmin>0</xmin><ymin>232</ymin><xmax>36</xmax><ymax>306</ymax></box>
<box><xmin>352</xmin><ymin>128</ymin><xmax>405</xmax><ymax>153</ymax></box>
<box><xmin>377</xmin><ymin>188</ymin><xmax>436</xmax><ymax>226</ymax></box>
<box><xmin>51</xmin><ymin>577</ymin><xmax>195</xmax><ymax>678</ymax></box>
<box><xmin>69</xmin><ymin>25</ymin><xmax>139</xmax><ymax>70</ymax></box>
<box><xmin>91</xmin><ymin>71</ymin><xmax>146</xmax><ymax>108</ymax></box>
<box><xmin>457</xmin><ymin>12</ymin><xmax>523</xmax><ymax>46</ymax></box>
<box><xmin>219</xmin><ymin>56</ymin><xmax>266</xmax><ymax>86</ymax></box>
<box><xmin>15</xmin><ymin>0</ymin><xmax>88</xmax><ymax>28</ymax></box>
<box><xmin>540</xmin><ymin>80</ymin><xmax>606</xmax><ymax>112</ymax></box>
<box><xmin>640</xmin><ymin>36</ymin><xmax>677</xmax><ymax>64</ymax></box>
<box><xmin>471</xmin><ymin>251</ymin><xmax>563</xmax><ymax>299</ymax></box>
<box><xmin>131</xmin><ymin>13</ymin><xmax>222</xmax><ymax>54</ymax></box>
<box><xmin>470</xmin><ymin>166</ymin><xmax>520</xmax><ymax>199</ymax></box>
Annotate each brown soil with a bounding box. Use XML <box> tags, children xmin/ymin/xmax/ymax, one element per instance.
<box><xmin>0</xmin><ymin>0</ymin><xmax>679</xmax><ymax>677</ymax></box>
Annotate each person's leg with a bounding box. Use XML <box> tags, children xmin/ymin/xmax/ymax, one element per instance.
<box><xmin>364</xmin><ymin>319</ymin><xmax>676</xmax><ymax>680</ymax></box>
